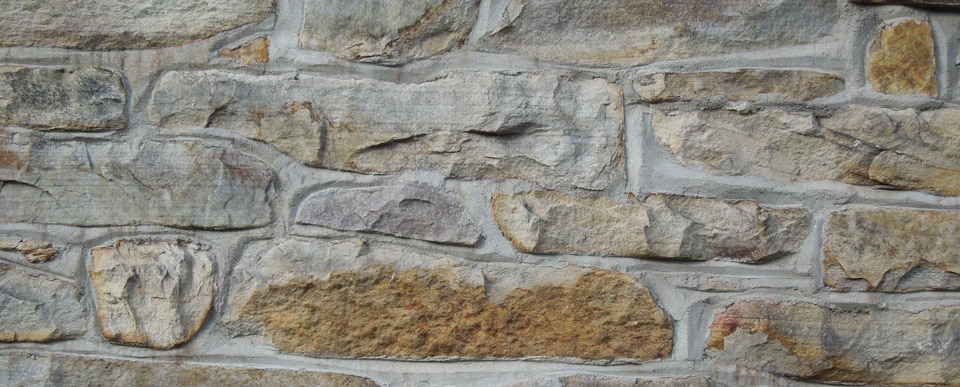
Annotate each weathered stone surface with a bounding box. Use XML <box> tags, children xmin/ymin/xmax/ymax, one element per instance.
<box><xmin>636</xmin><ymin>69</ymin><xmax>844</xmax><ymax>103</ymax></box>
<box><xmin>707</xmin><ymin>301</ymin><xmax>960</xmax><ymax>385</ymax></box>
<box><xmin>219</xmin><ymin>38</ymin><xmax>270</xmax><ymax>65</ymax></box>
<box><xmin>300</xmin><ymin>0</ymin><xmax>480</xmax><ymax>65</ymax></box>
<box><xmin>560</xmin><ymin>375</ymin><xmax>712</xmax><ymax>387</ymax></box>
<box><xmin>868</xmin><ymin>19</ymin><xmax>937</xmax><ymax>97</ymax></box>
<box><xmin>0</xmin><ymin>131</ymin><xmax>274</xmax><ymax>229</ymax></box>
<box><xmin>0</xmin><ymin>352</ymin><xmax>378</xmax><ymax>386</ymax></box>
<box><xmin>148</xmin><ymin>70</ymin><xmax>623</xmax><ymax>190</ymax></box>
<box><xmin>0</xmin><ymin>238</ymin><xmax>57</xmax><ymax>263</ymax></box>
<box><xmin>296</xmin><ymin>183</ymin><xmax>481</xmax><ymax>245</ymax></box>
<box><xmin>0</xmin><ymin>67</ymin><xmax>125</xmax><ymax>131</ymax></box>
<box><xmin>229</xmin><ymin>238</ymin><xmax>672</xmax><ymax>361</ymax></box>
<box><xmin>654</xmin><ymin>106</ymin><xmax>960</xmax><ymax>195</ymax></box>
<box><xmin>823</xmin><ymin>207</ymin><xmax>960</xmax><ymax>292</ymax></box>
<box><xmin>491</xmin><ymin>192</ymin><xmax>809</xmax><ymax>262</ymax></box>
<box><xmin>476</xmin><ymin>0</ymin><xmax>838</xmax><ymax>67</ymax></box>
<box><xmin>89</xmin><ymin>239</ymin><xmax>214</xmax><ymax>349</ymax></box>
<box><xmin>1</xmin><ymin>0</ymin><xmax>273</xmax><ymax>49</ymax></box>
<box><xmin>0</xmin><ymin>263</ymin><xmax>85</xmax><ymax>342</ymax></box>
<box><xmin>851</xmin><ymin>0</ymin><xmax>960</xmax><ymax>10</ymax></box>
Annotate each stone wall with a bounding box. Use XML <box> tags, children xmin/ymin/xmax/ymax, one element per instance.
<box><xmin>2</xmin><ymin>0</ymin><xmax>960</xmax><ymax>385</ymax></box>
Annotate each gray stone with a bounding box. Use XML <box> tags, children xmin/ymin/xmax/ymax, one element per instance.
<box><xmin>296</xmin><ymin>183</ymin><xmax>481</xmax><ymax>245</ymax></box>
<box><xmin>475</xmin><ymin>0</ymin><xmax>838</xmax><ymax>67</ymax></box>
<box><xmin>560</xmin><ymin>375</ymin><xmax>713</xmax><ymax>387</ymax></box>
<box><xmin>1</xmin><ymin>0</ymin><xmax>273</xmax><ymax>49</ymax></box>
<box><xmin>89</xmin><ymin>239</ymin><xmax>214</xmax><ymax>349</ymax></box>
<box><xmin>850</xmin><ymin>0</ymin><xmax>960</xmax><ymax>9</ymax></box>
<box><xmin>300</xmin><ymin>0</ymin><xmax>480</xmax><ymax>65</ymax></box>
<box><xmin>491</xmin><ymin>191</ymin><xmax>809</xmax><ymax>262</ymax></box>
<box><xmin>0</xmin><ymin>130</ymin><xmax>274</xmax><ymax>229</ymax></box>
<box><xmin>636</xmin><ymin>69</ymin><xmax>844</xmax><ymax>103</ymax></box>
<box><xmin>0</xmin><ymin>67</ymin><xmax>126</xmax><ymax>131</ymax></box>
<box><xmin>148</xmin><ymin>70</ymin><xmax>623</xmax><ymax>190</ymax></box>
<box><xmin>0</xmin><ymin>238</ymin><xmax>57</xmax><ymax>263</ymax></box>
<box><xmin>0</xmin><ymin>263</ymin><xmax>85</xmax><ymax>342</ymax></box>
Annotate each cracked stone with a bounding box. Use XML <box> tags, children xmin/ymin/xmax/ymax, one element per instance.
<box><xmin>0</xmin><ymin>67</ymin><xmax>126</xmax><ymax>131</ymax></box>
<box><xmin>0</xmin><ymin>263</ymin><xmax>85</xmax><ymax>342</ymax></box>
<box><xmin>867</xmin><ymin>19</ymin><xmax>937</xmax><ymax>97</ymax></box>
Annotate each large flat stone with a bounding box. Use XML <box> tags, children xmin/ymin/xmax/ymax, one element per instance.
<box><xmin>300</xmin><ymin>0</ymin><xmax>479</xmax><ymax>65</ymax></box>
<box><xmin>0</xmin><ymin>131</ymin><xmax>274</xmax><ymax>229</ymax></box>
<box><xmin>296</xmin><ymin>183</ymin><xmax>481</xmax><ymax>245</ymax></box>
<box><xmin>868</xmin><ymin>19</ymin><xmax>937</xmax><ymax>97</ymax></box>
<box><xmin>491</xmin><ymin>192</ymin><xmax>809</xmax><ymax>262</ymax></box>
<box><xmin>0</xmin><ymin>67</ymin><xmax>126</xmax><ymax>131</ymax></box>
<box><xmin>0</xmin><ymin>263</ymin><xmax>85</xmax><ymax>342</ymax></box>
<box><xmin>823</xmin><ymin>207</ymin><xmax>960</xmax><ymax>292</ymax></box>
<box><xmin>636</xmin><ymin>69</ymin><xmax>844</xmax><ymax>103</ymax></box>
<box><xmin>707</xmin><ymin>301</ymin><xmax>960</xmax><ymax>385</ymax></box>
<box><xmin>475</xmin><ymin>0</ymin><xmax>838</xmax><ymax>67</ymax></box>
<box><xmin>148</xmin><ymin>70</ymin><xmax>623</xmax><ymax>190</ymax></box>
<box><xmin>89</xmin><ymin>239</ymin><xmax>214</xmax><ymax>349</ymax></box>
<box><xmin>1</xmin><ymin>0</ymin><xmax>273</xmax><ymax>49</ymax></box>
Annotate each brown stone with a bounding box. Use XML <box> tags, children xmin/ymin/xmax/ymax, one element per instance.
<box><xmin>219</xmin><ymin>38</ymin><xmax>270</xmax><ymax>65</ymax></box>
<box><xmin>636</xmin><ymin>69</ymin><xmax>844</xmax><ymax>103</ymax></box>
<box><xmin>0</xmin><ymin>238</ymin><xmax>57</xmax><ymax>263</ymax></box>
<box><xmin>0</xmin><ymin>263</ymin><xmax>86</xmax><ymax>342</ymax></box>
<box><xmin>867</xmin><ymin>19</ymin><xmax>937</xmax><ymax>97</ymax></box>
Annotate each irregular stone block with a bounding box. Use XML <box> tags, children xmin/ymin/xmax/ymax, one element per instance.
<box><xmin>89</xmin><ymin>239</ymin><xmax>214</xmax><ymax>349</ymax></box>
<box><xmin>229</xmin><ymin>238</ymin><xmax>673</xmax><ymax>361</ymax></box>
<box><xmin>300</xmin><ymin>0</ymin><xmax>479</xmax><ymax>65</ymax></box>
<box><xmin>491</xmin><ymin>192</ymin><xmax>809</xmax><ymax>262</ymax></box>
<box><xmin>1</xmin><ymin>0</ymin><xmax>273</xmax><ymax>49</ymax></box>
<box><xmin>636</xmin><ymin>69</ymin><xmax>844</xmax><ymax>103</ymax></box>
<box><xmin>0</xmin><ymin>238</ymin><xmax>57</xmax><ymax>263</ymax></box>
<box><xmin>707</xmin><ymin>301</ymin><xmax>960</xmax><ymax>385</ymax></box>
<box><xmin>0</xmin><ymin>352</ymin><xmax>378</xmax><ymax>386</ymax></box>
<box><xmin>560</xmin><ymin>375</ymin><xmax>712</xmax><ymax>387</ymax></box>
<box><xmin>148</xmin><ymin>70</ymin><xmax>623</xmax><ymax>190</ymax></box>
<box><xmin>0</xmin><ymin>131</ymin><xmax>274</xmax><ymax>229</ymax></box>
<box><xmin>0</xmin><ymin>67</ymin><xmax>125</xmax><ymax>131</ymax></box>
<box><xmin>296</xmin><ymin>183</ymin><xmax>481</xmax><ymax>245</ymax></box>
<box><xmin>0</xmin><ymin>263</ymin><xmax>85</xmax><ymax>342</ymax></box>
<box><xmin>850</xmin><ymin>0</ymin><xmax>960</xmax><ymax>10</ymax></box>
<box><xmin>475</xmin><ymin>0</ymin><xmax>838</xmax><ymax>67</ymax></box>
<box><xmin>654</xmin><ymin>106</ymin><xmax>960</xmax><ymax>195</ymax></box>
<box><xmin>868</xmin><ymin>19</ymin><xmax>937</xmax><ymax>97</ymax></box>
<box><xmin>823</xmin><ymin>207</ymin><xmax>960</xmax><ymax>291</ymax></box>
<box><xmin>219</xmin><ymin>38</ymin><xmax>270</xmax><ymax>65</ymax></box>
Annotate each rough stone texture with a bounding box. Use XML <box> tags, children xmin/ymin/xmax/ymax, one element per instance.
<box><xmin>0</xmin><ymin>131</ymin><xmax>274</xmax><ymax>229</ymax></box>
<box><xmin>476</xmin><ymin>0</ymin><xmax>838</xmax><ymax>67</ymax></box>
<box><xmin>219</xmin><ymin>38</ymin><xmax>270</xmax><ymax>65</ymax></box>
<box><xmin>850</xmin><ymin>0</ymin><xmax>960</xmax><ymax>9</ymax></box>
<box><xmin>707</xmin><ymin>301</ymin><xmax>960</xmax><ymax>385</ymax></box>
<box><xmin>0</xmin><ymin>67</ymin><xmax>125</xmax><ymax>131</ymax></box>
<box><xmin>560</xmin><ymin>375</ymin><xmax>712</xmax><ymax>387</ymax></box>
<box><xmin>89</xmin><ymin>239</ymin><xmax>215</xmax><ymax>349</ymax></box>
<box><xmin>1</xmin><ymin>0</ymin><xmax>274</xmax><ymax>49</ymax></box>
<box><xmin>300</xmin><ymin>0</ymin><xmax>480</xmax><ymax>65</ymax></box>
<box><xmin>654</xmin><ymin>106</ymin><xmax>960</xmax><ymax>195</ymax></box>
<box><xmin>823</xmin><ymin>207</ymin><xmax>960</xmax><ymax>292</ymax></box>
<box><xmin>0</xmin><ymin>238</ymin><xmax>57</xmax><ymax>263</ymax></box>
<box><xmin>867</xmin><ymin>19</ymin><xmax>937</xmax><ymax>97</ymax></box>
<box><xmin>296</xmin><ymin>183</ymin><xmax>482</xmax><ymax>245</ymax></box>
<box><xmin>148</xmin><ymin>70</ymin><xmax>623</xmax><ymax>190</ymax></box>
<box><xmin>0</xmin><ymin>263</ymin><xmax>85</xmax><ymax>342</ymax></box>
<box><xmin>491</xmin><ymin>191</ymin><xmax>809</xmax><ymax>262</ymax></box>
<box><xmin>0</xmin><ymin>352</ymin><xmax>378</xmax><ymax>386</ymax></box>
<box><xmin>636</xmin><ymin>69</ymin><xmax>844</xmax><ymax>103</ymax></box>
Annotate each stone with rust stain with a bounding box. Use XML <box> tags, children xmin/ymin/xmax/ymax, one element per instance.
<box><xmin>636</xmin><ymin>69</ymin><xmax>844</xmax><ymax>103</ymax></box>
<box><xmin>0</xmin><ymin>263</ymin><xmax>85</xmax><ymax>342</ymax></box>
<box><xmin>823</xmin><ymin>207</ymin><xmax>960</xmax><ymax>292</ymax></box>
<box><xmin>219</xmin><ymin>38</ymin><xmax>270</xmax><ymax>65</ymax></box>
<box><xmin>89</xmin><ymin>239</ymin><xmax>214</xmax><ymax>349</ymax></box>
<box><xmin>0</xmin><ymin>67</ymin><xmax>125</xmax><ymax>131</ymax></box>
<box><xmin>0</xmin><ymin>238</ymin><xmax>57</xmax><ymax>263</ymax></box>
<box><xmin>707</xmin><ymin>301</ymin><xmax>960</xmax><ymax>385</ymax></box>
<box><xmin>868</xmin><ymin>19</ymin><xmax>937</xmax><ymax>97</ymax></box>
<box><xmin>491</xmin><ymin>191</ymin><xmax>809</xmax><ymax>262</ymax></box>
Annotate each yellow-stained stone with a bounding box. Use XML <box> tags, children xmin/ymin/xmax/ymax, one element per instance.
<box><xmin>636</xmin><ymin>69</ymin><xmax>844</xmax><ymax>103</ymax></box>
<box><xmin>219</xmin><ymin>38</ymin><xmax>270</xmax><ymax>65</ymax></box>
<box><xmin>867</xmin><ymin>19</ymin><xmax>937</xmax><ymax>97</ymax></box>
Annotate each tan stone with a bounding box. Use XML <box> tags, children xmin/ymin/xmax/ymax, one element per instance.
<box><xmin>0</xmin><ymin>263</ymin><xmax>86</xmax><ymax>342</ymax></box>
<box><xmin>868</xmin><ymin>19</ymin><xmax>937</xmax><ymax>97</ymax></box>
<box><xmin>636</xmin><ymin>69</ymin><xmax>844</xmax><ymax>103</ymax></box>
<box><xmin>0</xmin><ymin>67</ymin><xmax>125</xmax><ymax>131</ymax></box>
<box><xmin>491</xmin><ymin>192</ymin><xmax>809</xmax><ymax>262</ymax></box>
<box><xmin>0</xmin><ymin>238</ymin><xmax>57</xmax><ymax>263</ymax></box>
<box><xmin>560</xmin><ymin>375</ymin><xmax>712</xmax><ymax>387</ymax></box>
<box><xmin>219</xmin><ymin>38</ymin><xmax>270</xmax><ymax>65</ymax></box>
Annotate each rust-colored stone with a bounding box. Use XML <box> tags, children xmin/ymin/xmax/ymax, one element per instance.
<box><xmin>867</xmin><ymin>19</ymin><xmax>937</xmax><ymax>97</ymax></box>
<box><xmin>219</xmin><ymin>38</ymin><xmax>270</xmax><ymax>65</ymax></box>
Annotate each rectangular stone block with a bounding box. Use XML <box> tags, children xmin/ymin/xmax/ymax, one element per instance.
<box><xmin>868</xmin><ymin>19</ymin><xmax>937</xmax><ymax>97</ymax></box>
<box><xmin>635</xmin><ymin>69</ymin><xmax>844</xmax><ymax>103</ymax></box>
<box><xmin>0</xmin><ymin>263</ymin><xmax>86</xmax><ymax>342</ymax></box>
<box><xmin>0</xmin><ymin>67</ymin><xmax>125</xmax><ymax>131</ymax></box>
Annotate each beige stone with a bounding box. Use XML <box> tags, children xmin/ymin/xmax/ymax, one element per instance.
<box><xmin>0</xmin><ymin>263</ymin><xmax>86</xmax><ymax>342</ymax></box>
<box><xmin>0</xmin><ymin>67</ymin><xmax>125</xmax><ymax>131</ymax></box>
<box><xmin>0</xmin><ymin>238</ymin><xmax>57</xmax><ymax>263</ymax></box>
<box><xmin>491</xmin><ymin>191</ymin><xmax>809</xmax><ymax>262</ymax></box>
<box><xmin>636</xmin><ymin>69</ymin><xmax>844</xmax><ymax>103</ymax></box>
<box><xmin>560</xmin><ymin>375</ymin><xmax>712</xmax><ymax>387</ymax></box>
<box><xmin>219</xmin><ymin>38</ymin><xmax>270</xmax><ymax>65</ymax></box>
<box><xmin>868</xmin><ymin>19</ymin><xmax>937</xmax><ymax>97</ymax></box>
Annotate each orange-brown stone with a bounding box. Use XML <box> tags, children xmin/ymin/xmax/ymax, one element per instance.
<box><xmin>219</xmin><ymin>38</ymin><xmax>270</xmax><ymax>65</ymax></box>
<box><xmin>867</xmin><ymin>19</ymin><xmax>937</xmax><ymax>97</ymax></box>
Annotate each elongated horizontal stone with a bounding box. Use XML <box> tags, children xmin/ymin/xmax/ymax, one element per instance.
<box><xmin>296</xmin><ymin>183</ymin><xmax>481</xmax><ymax>245</ymax></box>
<box><xmin>654</xmin><ymin>106</ymin><xmax>960</xmax><ymax>195</ymax></box>
<box><xmin>868</xmin><ymin>19</ymin><xmax>937</xmax><ymax>97</ymax></box>
<box><xmin>476</xmin><ymin>0</ymin><xmax>837</xmax><ymax>67</ymax></box>
<box><xmin>229</xmin><ymin>238</ymin><xmax>673</xmax><ymax>361</ymax></box>
<box><xmin>0</xmin><ymin>238</ymin><xmax>57</xmax><ymax>263</ymax></box>
<box><xmin>707</xmin><ymin>301</ymin><xmax>960</xmax><ymax>385</ymax></box>
<box><xmin>90</xmin><ymin>239</ymin><xmax>214</xmax><ymax>349</ymax></box>
<box><xmin>850</xmin><ymin>0</ymin><xmax>960</xmax><ymax>9</ymax></box>
<box><xmin>1</xmin><ymin>0</ymin><xmax>273</xmax><ymax>49</ymax></box>
<box><xmin>300</xmin><ymin>0</ymin><xmax>479</xmax><ymax>65</ymax></box>
<box><xmin>636</xmin><ymin>69</ymin><xmax>844</xmax><ymax>103</ymax></box>
<box><xmin>560</xmin><ymin>375</ymin><xmax>712</xmax><ymax>387</ymax></box>
<box><xmin>0</xmin><ymin>131</ymin><xmax>273</xmax><ymax>229</ymax></box>
<box><xmin>492</xmin><ymin>192</ymin><xmax>809</xmax><ymax>262</ymax></box>
<box><xmin>823</xmin><ymin>207</ymin><xmax>960</xmax><ymax>291</ymax></box>
<box><xmin>0</xmin><ymin>352</ymin><xmax>378</xmax><ymax>386</ymax></box>
<box><xmin>0</xmin><ymin>67</ymin><xmax>126</xmax><ymax>131</ymax></box>
<box><xmin>148</xmin><ymin>70</ymin><xmax>622</xmax><ymax>189</ymax></box>
<box><xmin>0</xmin><ymin>263</ymin><xmax>85</xmax><ymax>342</ymax></box>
